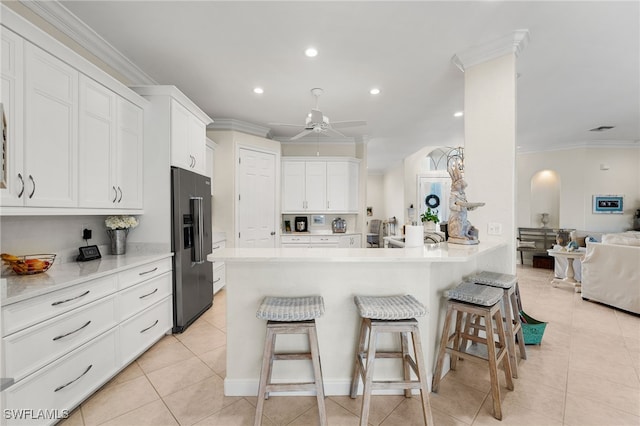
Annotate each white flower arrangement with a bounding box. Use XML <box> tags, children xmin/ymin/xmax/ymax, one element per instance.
<box><xmin>105</xmin><ymin>215</ymin><xmax>139</xmax><ymax>230</ymax></box>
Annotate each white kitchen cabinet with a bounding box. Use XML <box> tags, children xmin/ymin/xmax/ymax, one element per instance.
<box><xmin>0</xmin><ymin>28</ymin><xmax>24</xmax><ymax>207</ymax></box>
<box><xmin>78</xmin><ymin>76</ymin><xmax>143</xmax><ymax>209</ymax></box>
<box><xmin>280</xmin><ymin>234</ymin><xmax>344</xmax><ymax>248</ymax></box>
<box><xmin>211</xmin><ymin>237</ymin><xmax>226</xmax><ymax>294</ymax></box>
<box><xmin>1</xmin><ymin>255</ymin><xmax>172</xmax><ymax>425</ymax></box>
<box><xmin>22</xmin><ymin>42</ymin><xmax>78</xmax><ymax>207</ymax></box>
<box><xmin>281</xmin><ymin>158</ymin><xmax>359</xmax><ymax>214</ymax></box>
<box><xmin>339</xmin><ymin>234</ymin><xmax>362</xmax><ymax>248</ymax></box>
<box><xmin>310</xmin><ymin>235</ymin><xmax>339</xmax><ymax>248</ymax></box>
<box><xmin>206</xmin><ymin>138</ymin><xmax>216</xmax><ymax>196</ymax></box>
<box><xmin>171</xmin><ymin>98</ymin><xmax>206</xmax><ymax>175</ymax></box>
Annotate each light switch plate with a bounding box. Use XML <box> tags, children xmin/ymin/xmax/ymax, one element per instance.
<box><xmin>487</xmin><ymin>222</ymin><xmax>503</xmax><ymax>235</ymax></box>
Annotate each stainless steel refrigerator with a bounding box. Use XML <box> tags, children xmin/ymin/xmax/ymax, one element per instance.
<box><xmin>171</xmin><ymin>166</ymin><xmax>213</xmax><ymax>333</ymax></box>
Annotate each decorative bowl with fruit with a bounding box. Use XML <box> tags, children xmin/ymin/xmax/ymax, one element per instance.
<box><xmin>1</xmin><ymin>253</ymin><xmax>56</xmax><ymax>275</ymax></box>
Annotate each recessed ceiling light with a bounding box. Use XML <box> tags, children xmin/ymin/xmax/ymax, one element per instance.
<box><xmin>369</xmin><ymin>88</ymin><xmax>380</xmax><ymax>95</ymax></box>
<box><xmin>454</xmin><ymin>111</ymin><xmax>464</xmax><ymax>117</ymax></box>
<box><xmin>253</xmin><ymin>87</ymin><xmax>264</xmax><ymax>94</ymax></box>
<box><xmin>305</xmin><ymin>47</ymin><xmax>318</xmax><ymax>57</ymax></box>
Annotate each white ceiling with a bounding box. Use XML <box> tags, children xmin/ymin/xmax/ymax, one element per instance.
<box><xmin>55</xmin><ymin>1</ymin><xmax>639</xmax><ymax>172</ymax></box>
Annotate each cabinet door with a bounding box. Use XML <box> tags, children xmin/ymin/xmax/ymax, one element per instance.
<box><xmin>326</xmin><ymin>161</ymin><xmax>348</xmax><ymax>212</ymax></box>
<box><xmin>0</xmin><ymin>28</ymin><xmax>24</xmax><ymax>207</ymax></box>
<box><xmin>206</xmin><ymin>140</ymin><xmax>215</xmax><ymax>195</ymax></box>
<box><xmin>78</xmin><ymin>75</ymin><xmax>116</xmax><ymax>208</ymax></box>
<box><xmin>116</xmin><ymin>97</ymin><xmax>143</xmax><ymax>209</ymax></box>
<box><xmin>189</xmin><ymin>115</ymin><xmax>206</xmax><ymax>175</ymax></box>
<box><xmin>305</xmin><ymin>161</ymin><xmax>326</xmax><ymax>211</ymax></box>
<box><xmin>170</xmin><ymin>99</ymin><xmax>191</xmax><ymax>170</ymax></box>
<box><xmin>347</xmin><ymin>161</ymin><xmax>359</xmax><ymax>212</ymax></box>
<box><xmin>282</xmin><ymin>160</ymin><xmax>306</xmax><ymax>212</ymax></box>
<box><xmin>24</xmin><ymin>42</ymin><xmax>78</xmax><ymax>207</ymax></box>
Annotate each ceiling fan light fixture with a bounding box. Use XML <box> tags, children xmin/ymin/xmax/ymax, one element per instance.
<box><xmin>369</xmin><ymin>88</ymin><xmax>381</xmax><ymax>95</ymax></box>
<box><xmin>253</xmin><ymin>87</ymin><xmax>264</xmax><ymax>94</ymax></box>
<box><xmin>305</xmin><ymin>47</ymin><xmax>318</xmax><ymax>57</ymax></box>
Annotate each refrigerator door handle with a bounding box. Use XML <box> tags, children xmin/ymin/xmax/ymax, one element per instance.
<box><xmin>191</xmin><ymin>196</ymin><xmax>205</xmax><ymax>264</ymax></box>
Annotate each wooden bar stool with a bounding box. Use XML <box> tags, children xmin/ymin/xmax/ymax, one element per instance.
<box><xmin>467</xmin><ymin>271</ymin><xmax>527</xmax><ymax>378</ymax></box>
<box><xmin>255</xmin><ymin>296</ymin><xmax>326</xmax><ymax>426</ymax></box>
<box><xmin>350</xmin><ymin>295</ymin><xmax>434</xmax><ymax>426</ymax></box>
<box><xmin>432</xmin><ymin>282</ymin><xmax>514</xmax><ymax>420</ymax></box>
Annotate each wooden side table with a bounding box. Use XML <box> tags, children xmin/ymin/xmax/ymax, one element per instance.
<box><xmin>547</xmin><ymin>248</ymin><xmax>586</xmax><ymax>293</ymax></box>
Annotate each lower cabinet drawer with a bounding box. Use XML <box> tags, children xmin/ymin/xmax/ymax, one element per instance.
<box><xmin>118</xmin><ymin>272</ymin><xmax>172</xmax><ymax>321</ymax></box>
<box><xmin>213</xmin><ymin>265</ymin><xmax>225</xmax><ymax>294</ymax></box>
<box><xmin>119</xmin><ymin>297</ymin><xmax>172</xmax><ymax>365</ymax></box>
<box><xmin>3</xmin><ymin>295</ymin><xmax>118</xmax><ymax>381</ymax></box>
<box><xmin>3</xmin><ymin>329</ymin><xmax>119</xmax><ymax>426</ymax></box>
<box><xmin>118</xmin><ymin>257</ymin><xmax>172</xmax><ymax>290</ymax></box>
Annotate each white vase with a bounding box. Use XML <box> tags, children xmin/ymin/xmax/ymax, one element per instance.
<box><xmin>423</xmin><ymin>221</ymin><xmax>436</xmax><ymax>232</ymax></box>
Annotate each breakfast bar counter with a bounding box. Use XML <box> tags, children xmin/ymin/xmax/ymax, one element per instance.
<box><xmin>208</xmin><ymin>241</ymin><xmax>509</xmax><ymax>396</ymax></box>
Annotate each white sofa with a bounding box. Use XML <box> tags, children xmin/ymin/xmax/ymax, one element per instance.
<box><xmin>581</xmin><ymin>231</ymin><xmax>640</xmax><ymax>314</ymax></box>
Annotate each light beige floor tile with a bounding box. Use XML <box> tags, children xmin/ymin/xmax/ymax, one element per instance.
<box><xmin>564</xmin><ymin>393</ymin><xmax>640</xmax><ymax>426</ymax></box>
<box><xmin>569</xmin><ymin>351</ymin><xmax>640</xmax><ymax>389</ymax></box>
<box><xmin>194</xmin><ymin>398</ymin><xmax>275</xmax><ymax>426</ymax></box>
<box><xmin>57</xmin><ymin>408</ymin><xmax>84</xmax><ymax>426</ymax></box>
<box><xmin>245</xmin><ymin>396</ymin><xmax>317</xmax><ymax>425</ymax></box>
<box><xmin>472</xmin><ymin>396</ymin><xmax>563</xmax><ymax>426</ymax></box>
<box><xmin>199</xmin><ymin>345</ymin><xmax>227</xmax><ymax>376</ymax></box>
<box><xmin>163</xmin><ymin>375</ymin><xmax>241</xmax><ymax>425</ymax></box>
<box><xmin>99</xmin><ymin>400</ymin><xmax>178</xmax><ymax>426</ymax></box>
<box><xmin>287</xmin><ymin>398</ymin><xmax>359</xmax><ymax>426</ymax></box>
<box><xmin>80</xmin><ymin>375</ymin><xmax>160</xmax><ymax>426</ymax></box>
<box><xmin>136</xmin><ymin>335</ymin><xmax>196</xmax><ymax>374</ymax></box>
<box><xmin>499</xmin><ymin>377</ymin><xmax>565</xmax><ymax>421</ymax></box>
<box><xmin>177</xmin><ymin>321</ymin><xmax>227</xmax><ymax>355</ymax></box>
<box><xmin>329</xmin><ymin>394</ymin><xmax>405</xmax><ymax>425</ymax></box>
<box><xmin>147</xmin><ymin>356</ymin><xmax>215</xmax><ymax>397</ymax></box>
<box><xmin>380</xmin><ymin>398</ymin><xmax>469</xmax><ymax>426</ymax></box>
<box><xmin>567</xmin><ymin>368</ymin><xmax>640</xmax><ymax>416</ymax></box>
<box><xmin>103</xmin><ymin>360</ymin><xmax>145</xmax><ymax>389</ymax></box>
<box><xmin>429</xmin><ymin>375</ymin><xmax>488</xmax><ymax>424</ymax></box>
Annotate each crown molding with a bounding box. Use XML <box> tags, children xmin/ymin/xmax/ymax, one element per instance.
<box><xmin>19</xmin><ymin>0</ymin><xmax>156</xmax><ymax>85</ymax></box>
<box><xmin>452</xmin><ymin>29</ymin><xmax>530</xmax><ymax>72</ymax></box>
<box><xmin>208</xmin><ymin>119</ymin><xmax>271</xmax><ymax>138</ymax></box>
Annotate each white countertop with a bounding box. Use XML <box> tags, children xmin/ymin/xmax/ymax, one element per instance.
<box><xmin>1</xmin><ymin>246</ymin><xmax>173</xmax><ymax>306</ymax></box>
<box><xmin>208</xmin><ymin>240</ymin><xmax>505</xmax><ymax>263</ymax></box>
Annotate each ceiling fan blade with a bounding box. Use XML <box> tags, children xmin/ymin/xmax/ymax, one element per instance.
<box><xmin>330</xmin><ymin>120</ymin><xmax>367</xmax><ymax>129</ymax></box>
<box><xmin>290</xmin><ymin>129</ymin><xmax>313</xmax><ymax>140</ymax></box>
<box><xmin>268</xmin><ymin>122</ymin><xmax>306</xmax><ymax>128</ymax></box>
<box><xmin>325</xmin><ymin>127</ymin><xmax>346</xmax><ymax>138</ymax></box>
<box><xmin>310</xmin><ymin>109</ymin><xmax>324</xmax><ymax>124</ymax></box>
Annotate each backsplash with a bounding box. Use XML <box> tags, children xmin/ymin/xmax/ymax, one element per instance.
<box><xmin>0</xmin><ymin>216</ymin><xmax>111</xmax><ymax>263</ymax></box>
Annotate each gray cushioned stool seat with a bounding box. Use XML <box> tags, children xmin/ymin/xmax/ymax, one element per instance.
<box><xmin>256</xmin><ymin>296</ymin><xmax>325</xmax><ymax>321</ymax></box>
<box><xmin>445</xmin><ymin>282</ymin><xmax>503</xmax><ymax>306</ymax></box>
<box><xmin>354</xmin><ymin>295</ymin><xmax>427</xmax><ymax>320</ymax></box>
<box><xmin>468</xmin><ymin>271</ymin><xmax>517</xmax><ymax>289</ymax></box>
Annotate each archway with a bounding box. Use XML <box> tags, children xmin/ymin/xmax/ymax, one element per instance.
<box><xmin>530</xmin><ymin>170</ymin><xmax>560</xmax><ymax>228</ymax></box>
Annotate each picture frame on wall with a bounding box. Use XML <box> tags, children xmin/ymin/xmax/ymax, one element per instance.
<box><xmin>593</xmin><ymin>195</ymin><xmax>624</xmax><ymax>214</ymax></box>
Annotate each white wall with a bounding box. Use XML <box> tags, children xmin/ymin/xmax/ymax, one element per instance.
<box><xmin>517</xmin><ymin>146</ymin><xmax>640</xmax><ymax>232</ymax></box>
<box><xmin>383</xmin><ymin>162</ymin><xmax>405</xmax><ymax>233</ymax></box>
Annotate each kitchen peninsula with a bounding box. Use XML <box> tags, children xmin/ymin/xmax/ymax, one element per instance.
<box><xmin>207</xmin><ymin>241</ymin><xmax>508</xmax><ymax>396</ymax></box>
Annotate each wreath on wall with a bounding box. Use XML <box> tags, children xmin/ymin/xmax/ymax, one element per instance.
<box><xmin>425</xmin><ymin>194</ymin><xmax>440</xmax><ymax>209</ymax></box>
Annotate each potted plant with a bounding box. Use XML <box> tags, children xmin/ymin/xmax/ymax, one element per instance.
<box><xmin>420</xmin><ymin>207</ymin><xmax>440</xmax><ymax>231</ymax></box>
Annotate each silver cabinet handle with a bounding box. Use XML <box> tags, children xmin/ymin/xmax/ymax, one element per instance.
<box><xmin>139</xmin><ymin>288</ymin><xmax>158</xmax><ymax>299</ymax></box>
<box><xmin>138</xmin><ymin>267</ymin><xmax>158</xmax><ymax>276</ymax></box>
<box><xmin>52</xmin><ymin>321</ymin><xmax>91</xmax><ymax>341</ymax></box>
<box><xmin>117</xmin><ymin>186</ymin><xmax>123</xmax><ymax>203</ymax></box>
<box><xmin>17</xmin><ymin>173</ymin><xmax>24</xmax><ymax>198</ymax></box>
<box><xmin>192</xmin><ymin>155</ymin><xmax>196</xmax><ymax>168</ymax></box>
<box><xmin>54</xmin><ymin>364</ymin><xmax>92</xmax><ymax>392</ymax></box>
<box><xmin>212</xmin><ymin>245</ymin><xmax>221</xmax><ymax>250</ymax></box>
<box><xmin>28</xmin><ymin>175</ymin><xmax>35</xmax><ymax>198</ymax></box>
<box><xmin>51</xmin><ymin>290</ymin><xmax>90</xmax><ymax>306</ymax></box>
<box><xmin>140</xmin><ymin>319</ymin><xmax>159</xmax><ymax>334</ymax></box>
<box><xmin>213</xmin><ymin>277</ymin><xmax>221</xmax><ymax>284</ymax></box>
<box><xmin>112</xmin><ymin>186</ymin><xmax>118</xmax><ymax>203</ymax></box>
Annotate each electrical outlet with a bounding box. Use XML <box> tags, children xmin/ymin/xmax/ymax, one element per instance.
<box><xmin>80</xmin><ymin>223</ymin><xmax>89</xmax><ymax>240</ymax></box>
<box><xmin>487</xmin><ymin>222</ymin><xmax>503</xmax><ymax>235</ymax></box>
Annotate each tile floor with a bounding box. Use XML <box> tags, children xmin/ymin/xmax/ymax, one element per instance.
<box><xmin>61</xmin><ymin>265</ymin><xmax>640</xmax><ymax>425</ymax></box>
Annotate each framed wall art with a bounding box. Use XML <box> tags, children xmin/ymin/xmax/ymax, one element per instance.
<box><xmin>592</xmin><ymin>195</ymin><xmax>624</xmax><ymax>214</ymax></box>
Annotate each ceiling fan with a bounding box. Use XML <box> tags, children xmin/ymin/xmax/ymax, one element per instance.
<box><xmin>269</xmin><ymin>88</ymin><xmax>367</xmax><ymax>140</ymax></box>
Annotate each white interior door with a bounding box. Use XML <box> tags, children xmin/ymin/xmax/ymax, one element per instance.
<box><xmin>238</xmin><ymin>148</ymin><xmax>276</xmax><ymax>248</ymax></box>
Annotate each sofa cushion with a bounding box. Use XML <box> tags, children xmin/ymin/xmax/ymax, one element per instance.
<box><xmin>602</xmin><ymin>232</ymin><xmax>640</xmax><ymax>246</ymax></box>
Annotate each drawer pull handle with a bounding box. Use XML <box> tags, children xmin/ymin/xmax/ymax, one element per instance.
<box><xmin>140</xmin><ymin>319</ymin><xmax>159</xmax><ymax>334</ymax></box>
<box><xmin>54</xmin><ymin>364</ymin><xmax>92</xmax><ymax>392</ymax></box>
<box><xmin>139</xmin><ymin>288</ymin><xmax>158</xmax><ymax>299</ymax></box>
<box><xmin>52</xmin><ymin>320</ymin><xmax>91</xmax><ymax>341</ymax></box>
<box><xmin>213</xmin><ymin>278</ymin><xmax>221</xmax><ymax>284</ymax></box>
<box><xmin>51</xmin><ymin>290</ymin><xmax>90</xmax><ymax>306</ymax></box>
<box><xmin>212</xmin><ymin>245</ymin><xmax>221</xmax><ymax>250</ymax></box>
<box><xmin>139</xmin><ymin>267</ymin><xmax>158</xmax><ymax>276</ymax></box>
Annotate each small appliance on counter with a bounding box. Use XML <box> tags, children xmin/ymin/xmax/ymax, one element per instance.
<box><xmin>332</xmin><ymin>217</ymin><xmax>347</xmax><ymax>233</ymax></box>
<box><xmin>294</xmin><ymin>216</ymin><xmax>308</xmax><ymax>232</ymax></box>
